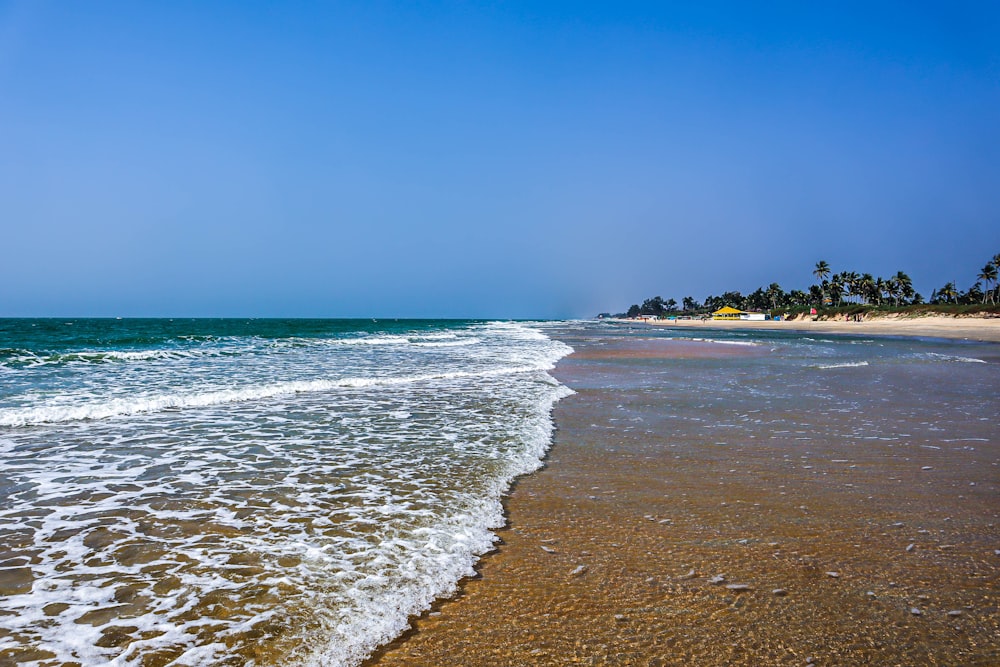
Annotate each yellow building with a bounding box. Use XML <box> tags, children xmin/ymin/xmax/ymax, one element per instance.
<box><xmin>712</xmin><ymin>306</ymin><xmax>744</xmax><ymax>320</ymax></box>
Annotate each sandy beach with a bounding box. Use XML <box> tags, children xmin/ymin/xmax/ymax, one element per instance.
<box><xmin>368</xmin><ymin>324</ymin><xmax>1000</xmax><ymax>666</ymax></box>
<box><xmin>625</xmin><ymin>314</ymin><xmax>1000</xmax><ymax>343</ymax></box>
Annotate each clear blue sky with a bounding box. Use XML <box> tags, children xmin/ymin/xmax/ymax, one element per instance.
<box><xmin>2</xmin><ymin>1</ymin><xmax>998</xmax><ymax>317</ymax></box>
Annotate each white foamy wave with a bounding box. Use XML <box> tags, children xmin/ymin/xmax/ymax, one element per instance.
<box><xmin>335</xmin><ymin>335</ymin><xmax>413</xmax><ymax>346</ymax></box>
<box><xmin>483</xmin><ymin>321</ymin><xmax>552</xmax><ymax>341</ymax></box>
<box><xmin>409</xmin><ymin>332</ymin><xmax>459</xmax><ymax>341</ymax></box>
<box><xmin>924</xmin><ymin>352</ymin><xmax>986</xmax><ymax>364</ymax></box>
<box><xmin>284</xmin><ymin>332</ymin><xmax>476</xmax><ymax>349</ymax></box>
<box><xmin>683</xmin><ymin>337</ymin><xmax>759</xmax><ymax>347</ymax></box>
<box><xmin>302</xmin><ymin>382</ymin><xmax>574</xmax><ymax>667</ymax></box>
<box><xmin>0</xmin><ymin>345</ymin><xmax>251</xmax><ymax>368</ymax></box>
<box><xmin>0</xmin><ymin>366</ymin><xmax>559</xmax><ymax>428</ymax></box>
<box><xmin>816</xmin><ymin>361</ymin><xmax>870</xmax><ymax>369</ymax></box>
<box><xmin>411</xmin><ymin>337</ymin><xmax>481</xmax><ymax>347</ymax></box>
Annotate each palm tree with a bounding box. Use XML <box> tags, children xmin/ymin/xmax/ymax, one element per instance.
<box><xmin>894</xmin><ymin>271</ymin><xmax>914</xmax><ymax>305</ymax></box>
<box><xmin>766</xmin><ymin>283</ymin><xmax>785</xmax><ymax>310</ymax></box>
<box><xmin>938</xmin><ymin>281</ymin><xmax>959</xmax><ymax>304</ymax></box>
<box><xmin>885</xmin><ymin>277</ymin><xmax>900</xmax><ymax>306</ymax></box>
<box><xmin>978</xmin><ymin>263</ymin><xmax>997</xmax><ymax>304</ymax></box>
<box><xmin>831</xmin><ymin>273</ymin><xmax>846</xmax><ymax>306</ymax></box>
<box><xmin>813</xmin><ymin>261</ymin><xmax>831</xmax><ymax>307</ymax></box>
<box><xmin>813</xmin><ymin>260</ymin><xmax>831</xmax><ymax>283</ymax></box>
<box><xmin>992</xmin><ymin>255</ymin><xmax>1000</xmax><ymax>303</ymax></box>
<box><xmin>860</xmin><ymin>273</ymin><xmax>877</xmax><ymax>305</ymax></box>
<box><xmin>828</xmin><ymin>279</ymin><xmax>843</xmax><ymax>307</ymax></box>
<box><xmin>809</xmin><ymin>284</ymin><xmax>824</xmax><ymax>307</ymax></box>
<box><xmin>875</xmin><ymin>277</ymin><xmax>887</xmax><ymax>306</ymax></box>
<box><xmin>845</xmin><ymin>272</ymin><xmax>861</xmax><ymax>304</ymax></box>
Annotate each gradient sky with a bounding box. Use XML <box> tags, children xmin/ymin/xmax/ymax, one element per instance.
<box><xmin>2</xmin><ymin>1</ymin><xmax>998</xmax><ymax>318</ymax></box>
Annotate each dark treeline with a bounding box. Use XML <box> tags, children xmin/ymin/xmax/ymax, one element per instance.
<box><xmin>607</xmin><ymin>253</ymin><xmax>1000</xmax><ymax>319</ymax></box>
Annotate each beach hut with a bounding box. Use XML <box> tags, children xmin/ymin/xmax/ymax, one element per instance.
<box><xmin>712</xmin><ymin>306</ymin><xmax>744</xmax><ymax>320</ymax></box>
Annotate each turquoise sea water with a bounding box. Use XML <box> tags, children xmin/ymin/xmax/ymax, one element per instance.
<box><xmin>0</xmin><ymin>319</ymin><xmax>572</xmax><ymax>665</ymax></box>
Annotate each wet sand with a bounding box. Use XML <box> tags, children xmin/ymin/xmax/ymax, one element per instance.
<box><xmin>367</xmin><ymin>334</ymin><xmax>999</xmax><ymax>666</ymax></box>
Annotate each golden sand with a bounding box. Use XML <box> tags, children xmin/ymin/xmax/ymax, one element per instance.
<box><xmin>632</xmin><ymin>315</ymin><xmax>1000</xmax><ymax>343</ymax></box>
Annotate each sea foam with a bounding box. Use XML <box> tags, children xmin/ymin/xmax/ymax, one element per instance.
<box><xmin>0</xmin><ymin>320</ymin><xmax>573</xmax><ymax>667</ymax></box>
<box><xmin>0</xmin><ymin>364</ymin><xmax>553</xmax><ymax>428</ymax></box>
<box><xmin>816</xmin><ymin>361</ymin><xmax>870</xmax><ymax>369</ymax></box>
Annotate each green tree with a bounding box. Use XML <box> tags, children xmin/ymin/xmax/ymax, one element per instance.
<box><xmin>766</xmin><ymin>283</ymin><xmax>785</xmax><ymax>310</ymax></box>
<box><xmin>834</xmin><ymin>272</ymin><xmax>853</xmax><ymax>304</ymax></box>
<box><xmin>992</xmin><ymin>254</ymin><xmax>1000</xmax><ymax>303</ymax></box>
<box><xmin>720</xmin><ymin>291</ymin><xmax>746</xmax><ymax>311</ymax></box>
<box><xmin>845</xmin><ymin>272</ymin><xmax>861</xmax><ymax>304</ymax></box>
<box><xmin>813</xmin><ymin>260</ymin><xmax>831</xmax><ymax>283</ymax></box>
<box><xmin>808</xmin><ymin>284</ymin><xmax>824</xmax><ymax>306</ymax></box>
<box><xmin>747</xmin><ymin>287</ymin><xmax>769</xmax><ymax>312</ymax></box>
<box><xmin>837</xmin><ymin>272</ymin><xmax>853</xmax><ymax>303</ymax></box>
<box><xmin>813</xmin><ymin>261</ymin><xmax>831</xmax><ymax>307</ymax></box>
<box><xmin>875</xmin><ymin>277</ymin><xmax>887</xmax><ymax>306</ymax></box>
<box><xmin>858</xmin><ymin>274</ymin><xmax>875</xmax><ymax>305</ymax></box>
<box><xmin>828</xmin><ymin>276</ymin><xmax>844</xmax><ymax>306</ymax></box>
<box><xmin>894</xmin><ymin>271</ymin><xmax>914</xmax><ymax>305</ymax></box>
<box><xmin>885</xmin><ymin>277</ymin><xmax>900</xmax><ymax>306</ymax></box>
<box><xmin>962</xmin><ymin>283</ymin><xmax>983</xmax><ymax>305</ymax></box>
<box><xmin>934</xmin><ymin>282</ymin><xmax>959</xmax><ymax>304</ymax></box>
<box><xmin>639</xmin><ymin>296</ymin><xmax>667</xmax><ymax>317</ymax></box>
<box><xmin>977</xmin><ymin>262</ymin><xmax>997</xmax><ymax>304</ymax></box>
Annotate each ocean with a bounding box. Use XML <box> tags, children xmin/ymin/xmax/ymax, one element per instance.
<box><xmin>0</xmin><ymin>319</ymin><xmax>572</xmax><ymax>666</ymax></box>
<box><xmin>2</xmin><ymin>319</ymin><xmax>998</xmax><ymax>666</ymax></box>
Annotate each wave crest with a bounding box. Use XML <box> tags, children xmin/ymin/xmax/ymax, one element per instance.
<box><xmin>0</xmin><ymin>365</ymin><xmax>560</xmax><ymax>428</ymax></box>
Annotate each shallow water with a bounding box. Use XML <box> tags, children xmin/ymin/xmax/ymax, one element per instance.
<box><xmin>369</xmin><ymin>321</ymin><xmax>1000</xmax><ymax>666</ymax></box>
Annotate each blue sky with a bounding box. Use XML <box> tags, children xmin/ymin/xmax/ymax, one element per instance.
<box><xmin>1</xmin><ymin>1</ymin><xmax>998</xmax><ymax>317</ymax></box>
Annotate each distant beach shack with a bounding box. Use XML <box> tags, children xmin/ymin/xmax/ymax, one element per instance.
<box><xmin>712</xmin><ymin>307</ymin><xmax>767</xmax><ymax>321</ymax></box>
<box><xmin>712</xmin><ymin>306</ymin><xmax>744</xmax><ymax>320</ymax></box>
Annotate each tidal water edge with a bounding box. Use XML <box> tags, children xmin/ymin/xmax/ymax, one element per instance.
<box><xmin>368</xmin><ymin>322</ymin><xmax>999</xmax><ymax>666</ymax></box>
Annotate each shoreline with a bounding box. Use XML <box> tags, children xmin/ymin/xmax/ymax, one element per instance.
<box><xmin>366</xmin><ymin>325</ymin><xmax>1000</xmax><ymax>666</ymax></box>
<box><xmin>608</xmin><ymin>314</ymin><xmax>1000</xmax><ymax>343</ymax></box>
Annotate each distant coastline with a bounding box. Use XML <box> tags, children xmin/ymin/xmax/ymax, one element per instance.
<box><xmin>607</xmin><ymin>311</ymin><xmax>1000</xmax><ymax>343</ymax></box>
<box><xmin>604</xmin><ymin>255</ymin><xmax>1000</xmax><ymax>327</ymax></box>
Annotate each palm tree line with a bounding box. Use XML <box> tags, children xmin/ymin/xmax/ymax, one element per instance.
<box><xmin>810</xmin><ymin>262</ymin><xmax>916</xmax><ymax>308</ymax></box>
<box><xmin>614</xmin><ymin>252</ymin><xmax>1000</xmax><ymax>318</ymax></box>
<box><xmin>927</xmin><ymin>252</ymin><xmax>1000</xmax><ymax>306</ymax></box>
